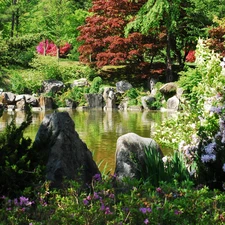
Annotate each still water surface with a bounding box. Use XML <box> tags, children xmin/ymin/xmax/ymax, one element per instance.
<box><xmin>0</xmin><ymin>109</ymin><xmax>174</xmax><ymax>173</ymax></box>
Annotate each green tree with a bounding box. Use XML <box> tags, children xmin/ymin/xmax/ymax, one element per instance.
<box><xmin>21</xmin><ymin>0</ymin><xmax>89</xmax><ymax>59</ymax></box>
<box><xmin>125</xmin><ymin>0</ymin><xmax>222</xmax><ymax>82</ymax></box>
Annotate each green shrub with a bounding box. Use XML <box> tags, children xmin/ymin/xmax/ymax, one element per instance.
<box><xmin>29</xmin><ymin>55</ymin><xmax>62</xmax><ymax>81</ymax></box>
<box><xmin>89</xmin><ymin>76</ymin><xmax>103</xmax><ymax>94</ymax></box>
<box><xmin>7</xmin><ymin>34</ymin><xmax>41</xmax><ymax>67</ymax></box>
<box><xmin>0</xmin><ymin>109</ymin><xmax>45</xmax><ymax>197</ymax></box>
<box><xmin>30</xmin><ymin>55</ymin><xmax>97</xmax><ymax>83</ymax></box>
<box><xmin>138</xmin><ymin>146</ymin><xmax>191</xmax><ymax>187</ymax></box>
<box><xmin>125</xmin><ymin>88</ymin><xmax>144</xmax><ymax>106</ymax></box>
<box><xmin>55</xmin><ymin>86</ymin><xmax>89</xmax><ymax>107</ymax></box>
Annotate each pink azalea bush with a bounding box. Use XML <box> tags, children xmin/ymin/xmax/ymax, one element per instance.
<box><xmin>36</xmin><ymin>40</ymin><xmax>71</xmax><ymax>57</ymax></box>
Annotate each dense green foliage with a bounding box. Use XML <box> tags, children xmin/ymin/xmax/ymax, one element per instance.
<box><xmin>0</xmin><ymin>109</ymin><xmax>45</xmax><ymax>198</ymax></box>
<box><xmin>0</xmin><ymin>177</ymin><xmax>224</xmax><ymax>224</ymax></box>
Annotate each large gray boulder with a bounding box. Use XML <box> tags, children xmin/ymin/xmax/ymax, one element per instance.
<box><xmin>116</xmin><ymin>80</ymin><xmax>133</xmax><ymax>93</ymax></box>
<box><xmin>42</xmin><ymin>80</ymin><xmax>64</xmax><ymax>94</ymax></box>
<box><xmin>103</xmin><ymin>87</ymin><xmax>116</xmax><ymax>109</ymax></box>
<box><xmin>85</xmin><ymin>93</ymin><xmax>104</xmax><ymax>108</ymax></box>
<box><xmin>114</xmin><ymin>133</ymin><xmax>163</xmax><ymax>180</ymax></box>
<box><xmin>167</xmin><ymin>95</ymin><xmax>179</xmax><ymax>110</ymax></box>
<box><xmin>1</xmin><ymin>92</ymin><xmax>16</xmax><ymax>104</ymax></box>
<box><xmin>34</xmin><ymin>112</ymin><xmax>100</xmax><ymax>187</ymax></box>
<box><xmin>15</xmin><ymin>94</ymin><xmax>38</xmax><ymax>107</ymax></box>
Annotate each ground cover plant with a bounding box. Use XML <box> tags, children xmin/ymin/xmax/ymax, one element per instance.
<box><xmin>0</xmin><ymin>174</ymin><xmax>225</xmax><ymax>224</ymax></box>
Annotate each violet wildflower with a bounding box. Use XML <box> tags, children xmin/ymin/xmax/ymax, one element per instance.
<box><xmin>93</xmin><ymin>192</ymin><xmax>99</xmax><ymax>200</ymax></box>
<box><xmin>100</xmin><ymin>203</ymin><xmax>105</xmax><ymax>211</ymax></box>
<box><xmin>19</xmin><ymin>196</ymin><xmax>33</xmax><ymax>206</ymax></box>
<box><xmin>83</xmin><ymin>199</ymin><xmax>89</xmax><ymax>206</ymax></box>
<box><xmin>174</xmin><ymin>210</ymin><xmax>182</xmax><ymax>215</ymax></box>
<box><xmin>139</xmin><ymin>207</ymin><xmax>151</xmax><ymax>214</ymax></box>
<box><xmin>105</xmin><ymin>206</ymin><xmax>112</xmax><ymax>215</ymax></box>
<box><xmin>210</xmin><ymin>106</ymin><xmax>222</xmax><ymax>114</ymax></box>
<box><xmin>204</xmin><ymin>142</ymin><xmax>216</xmax><ymax>154</ymax></box>
<box><xmin>14</xmin><ymin>198</ymin><xmax>19</xmax><ymax>206</ymax></box>
<box><xmin>156</xmin><ymin>187</ymin><xmax>162</xmax><ymax>193</ymax></box>
<box><xmin>144</xmin><ymin>218</ymin><xmax>149</xmax><ymax>224</ymax></box>
<box><xmin>93</xmin><ymin>173</ymin><xmax>101</xmax><ymax>181</ymax></box>
<box><xmin>109</xmin><ymin>193</ymin><xmax>115</xmax><ymax>199</ymax></box>
<box><xmin>201</xmin><ymin>154</ymin><xmax>216</xmax><ymax>163</ymax></box>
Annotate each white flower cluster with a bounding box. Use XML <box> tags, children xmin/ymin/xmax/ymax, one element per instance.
<box><xmin>223</xmin><ymin>163</ymin><xmax>225</xmax><ymax>172</ymax></box>
<box><xmin>220</xmin><ymin>57</ymin><xmax>225</xmax><ymax>68</ymax></box>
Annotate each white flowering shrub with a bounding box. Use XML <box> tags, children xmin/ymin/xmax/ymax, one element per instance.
<box><xmin>154</xmin><ymin>39</ymin><xmax>225</xmax><ymax>190</ymax></box>
<box><xmin>177</xmin><ymin>40</ymin><xmax>225</xmax><ymax>190</ymax></box>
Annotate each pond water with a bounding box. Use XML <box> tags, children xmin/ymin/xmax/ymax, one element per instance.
<box><xmin>0</xmin><ymin>109</ymin><xmax>175</xmax><ymax>173</ymax></box>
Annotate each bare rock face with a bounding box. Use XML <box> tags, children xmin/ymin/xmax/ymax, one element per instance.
<box><xmin>85</xmin><ymin>93</ymin><xmax>103</xmax><ymax>108</ymax></box>
<box><xmin>34</xmin><ymin>111</ymin><xmax>100</xmax><ymax>187</ymax></box>
<box><xmin>103</xmin><ymin>87</ymin><xmax>116</xmax><ymax>109</ymax></box>
<box><xmin>114</xmin><ymin>133</ymin><xmax>163</xmax><ymax>180</ymax></box>
<box><xmin>116</xmin><ymin>80</ymin><xmax>133</xmax><ymax>93</ymax></box>
<box><xmin>42</xmin><ymin>80</ymin><xmax>64</xmax><ymax>94</ymax></box>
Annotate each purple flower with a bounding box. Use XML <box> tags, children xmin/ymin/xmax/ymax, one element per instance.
<box><xmin>139</xmin><ymin>207</ymin><xmax>151</xmax><ymax>214</ymax></box>
<box><xmin>105</xmin><ymin>206</ymin><xmax>112</xmax><ymax>215</ymax></box>
<box><xmin>19</xmin><ymin>196</ymin><xmax>33</xmax><ymax>206</ymax></box>
<box><xmin>14</xmin><ymin>198</ymin><xmax>19</xmax><ymax>206</ymax></box>
<box><xmin>201</xmin><ymin>154</ymin><xmax>216</xmax><ymax>163</ymax></box>
<box><xmin>109</xmin><ymin>193</ymin><xmax>115</xmax><ymax>199</ymax></box>
<box><xmin>83</xmin><ymin>199</ymin><xmax>89</xmax><ymax>206</ymax></box>
<box><xmin>93</xmin><ymin>192</ymin><xmax>99</xmax><ymax>200</ymax></box>
<box><xmin>144</xmin><ymin>218</ymin><xmax>149</xmax><ymax>224</ymax></box>
<box><xmin>100</xmin><ymin>203</ymin><xmax>105</xmax><ymax>211</ymax></box>
<box><xmin>204</xmin><ymin>143</ymin><xmax>216</xmax><ymax>154</ymax></box>
<box><xmin>93</xmin><ymin>173</ymin><xmax>101</xmax><ymax>181</ymax></box>
<box><xmin>210</xmin><ymin>106</ymin><xmax>222</xmax><ymax>114</ymax></box>
<box><xmin>174</xmin><ymin>210</ymin><xmax>182</xmax><ymax>215</ymax></box>
<box><xmin>156</xmin><ymin>187</ymin><xmax>162</xmax><ymax>193</ymax></box>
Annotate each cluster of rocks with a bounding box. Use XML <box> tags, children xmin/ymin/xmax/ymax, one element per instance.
<box><xmin>0</xmin><ymin>92</ymin><xmax>54</xmax><ymax>112</ymax></box>
<box><xmin>0</xmin><ymin>79</ymin><xmax>183</xmax><ymax>112</ymax></box>
<box><xmin>34</xmin><ymin>111</ymin><xmax>162</xmax><ymax>187</ymax></box>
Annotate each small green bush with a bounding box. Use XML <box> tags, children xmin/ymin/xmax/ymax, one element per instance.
<box><xmin>138</xmin><ymin>146</ymin><xmax>191</xmax><ymax>187</ymax></box>
<box><xmin>29</xmin><ymin>55</ymin><xmax>62</xmax><ymax>81</ymax></box>
<box><xmin>0</xmin><ymin>109</ymin><xmax>45</xmax><ymax>198</ymax></box>
<box><xmin>55</xmin><ymin>86</ymin><xmax>89</xmax><ymax>107</ymax></box>
<box><xmin>89</xmin><ymin>76</ymin><xmax>103</xmax><ymax>94</ymax></box>
<box><xmin>125</xmin><ymin>88</ymin><xmax>144</xmax><ymax>106</ymax></box>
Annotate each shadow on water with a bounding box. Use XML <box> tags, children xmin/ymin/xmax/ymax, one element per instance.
<box><xmin>0</xmin><ymin>109</ymin><xmax>175</xmax><ymax>173</ymax></box>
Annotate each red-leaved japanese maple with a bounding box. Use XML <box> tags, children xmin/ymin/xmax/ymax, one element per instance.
<box><xmin>206</xmin><ymin>26</ymin><xmax>225</xmax><ymax>57</ymax></box>
<box><xmin>77</xmin><ymin>0</ymin><xmax>164</xmax><ymax>75</ymax></box>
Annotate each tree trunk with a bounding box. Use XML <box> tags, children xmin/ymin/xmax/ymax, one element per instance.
<box><xmin>166</xmin><ymin>30</ymin><xmax>173</xmax><ymax>82</ymax></box>
<box><xmin>57</xmin><ymin>46</ymin><xmax>60</xmax><ymax>60</ymax></box>
<box><xmin>10</xmin><ymin>0</ymin><xmax>17</xmax><ymax>37</ymax></box>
